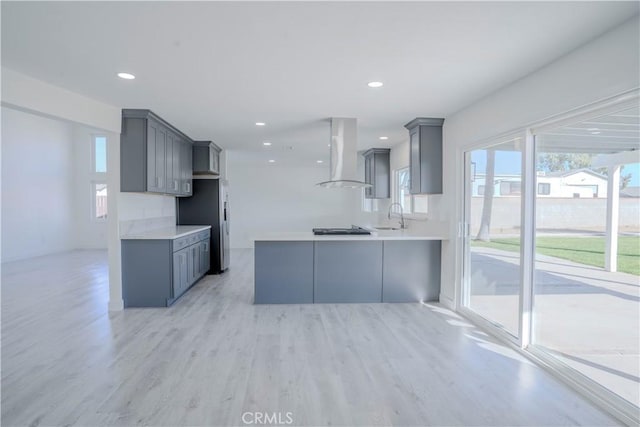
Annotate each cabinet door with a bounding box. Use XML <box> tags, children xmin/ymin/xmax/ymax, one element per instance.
<box><xmin>194</xmin><ymin>244</ymin><xmax>202</xmax><ymax>281</ymax></box>
<box><xmin>420</xmin><ymin>125</ymin><xmax>443</xmax><ymax>194</ymax></box>
<box><xmin>173</xmin><ymin>136</ymin><xmax>181</xmax><ymax>194</ymax></box>
<box><xmin>255</xmin><ymin>241</ymin><xmax>314</xmax><ymax>304</ymax></box>
<box><xmin>185</xmin><ymin>244</ymin><xmax>194</xmax><ymax>286</ymax></box>
<box><xmin>314</xmin><ymin>241</ymin><xmax>383</xmax><ymax>303</ymax></box>
<box><xmin>409</xmin><ymin>127</ymin><xmax>421</xmax><ymax>194</ymax></box>
<box><xmin>165</xmin><ymin>132</ymin><xmax>177</xmax><ymax>194</ymax></box>
<box><xmin>147</xmin><ymin>120</ymin><xmax>167</xmax><ymax>192</ymax></box>
<box><xmin>182</xmin><ymin>140</ymin><xmax>193</xmax><ymax>196</ymax></box>
<box><xmin>201</xmin><ymin>240</ymin><xmax>211</xmax><ymax>274</ymax></box>
<box><xmin>373</xmin><ymin>152</ymin><xmax>390</xmax><ymax>199</ymax></box>
<box><xmin>172</xmin><ymin>136</ymin><xmax>183</xmax><ymax>196</ymax></box>
<box><xmin>364</xmin><ymin>154</ymin><xmax>373</xmax><ymax>198</ymax></box>
<box><xmin>210</xmin><ymin>149</ymin><xmax>220</xmax><ymax>174</ymax></box>
<box><xmin>173</xmin><ymin>249</ymin><xmax>188</xmax><ymax>298</ymax></box>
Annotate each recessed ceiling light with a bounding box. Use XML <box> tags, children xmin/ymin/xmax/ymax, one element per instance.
<box><xmin>591</xmin><ymin>131</ymin><xmax>601</xmax><ymax>135</ymax></box>
<box><xmin>263</xmin><ymin>141</ymin><xmax>272</xmax><ymax>146</ymax></box>
<box><xmin>379</xmin><ymin>136</ymin><xmax>389</xmax><ymax>140</ymax></box>
<box><xmin>117</xmin><ymin>72</ymin><xmax>135</xmax><ymax>80</ymax></box>
<box><xmin>317</xmin><ymin>160</ymin><xmax>323</xmax><ymax>164</ymax></box>
<box><xmin>256</xmin><ymin>122</ymin><xmax>266</xmax><ymax>126</ymax></box>
<box><xmin>328</xmin><ymin>144</ymin><xmax>331</xmax><ymax>147</ymax></box>
<box><xmin>367</xmin><ymin>81</ymin><xmax>383</xmax><ymax>88</ymax></box>
<box><xmin>268</xmin><ymin>159</ymin><xmax>275</xmax><ymax>163</ymax></box>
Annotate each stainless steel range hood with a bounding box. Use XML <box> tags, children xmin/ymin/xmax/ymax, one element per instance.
<box><xmin>316</xmin><ymin>117</ymin><xmax>371</xmax><ymax>188</ymax></box>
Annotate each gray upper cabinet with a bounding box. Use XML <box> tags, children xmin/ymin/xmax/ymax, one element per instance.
<box><xmin>121</xmin><ymin>109</ymin><xmax>193</xmax><ymax>196</ymax></box>
<box><xmin>180</xmin><ymin>138</ymin><xmax>193</xmax><ymax>196</ymax></box>
<box><xmin>165</xmin><ymin>131</ymin><xmax>178</xmax><ymax>194</ymax></box>
<box><xmin>404</xmin><ymin>117</ymin><xmax>444</xmax><ymax>194</ymax></box>
<box><xmin>193</xmin><ymin>141</ymin><xmax>222</xmax><ymax>175</ymax></box>
<box><xmin>147</xmin><ymin>119</ymin><xmax>167</xmax><ymax>193</ymax></box>
<box><xmin>362</xmin><ymin>148</ymin><xmax>390</xmax><ymax>199</ymax></box>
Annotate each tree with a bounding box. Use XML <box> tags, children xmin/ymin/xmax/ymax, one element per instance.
<box><xmin>537</xmin><ymin>153</ymin><xmax>592</xmax><ymax>172</ymax></box>
<box><xmin>476</xmin><ymin>148</ymin><xmax>495</xmax><ymax>241</ymax></box>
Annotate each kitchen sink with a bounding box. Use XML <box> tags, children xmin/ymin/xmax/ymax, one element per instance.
<box><xmin>375</xmin><ymin>226</ymin><xmax>400</xmax><ymax>230</ymax></box>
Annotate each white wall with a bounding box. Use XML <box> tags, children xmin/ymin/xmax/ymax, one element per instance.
<box><xmin>1</xmin><ymin>67</ymin><xmax>125</xmax><ymax>310</ymax></box>
<box><xmin>437</xmin><ymin>16</ymin><xmax>640</xmax><ymax>309</ymax></box>
<box><xmin>1</xmin><ymin>106</ymin><xmax>75</xmax><ymax>261</ymax></box>
<box><xmin>227</xmin><ymin>151</ymin><xmax>359</xmax><ymax>248</ymax></box>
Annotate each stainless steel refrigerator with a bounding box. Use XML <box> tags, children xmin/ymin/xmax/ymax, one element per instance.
<box><xmin>176</xmin><ymin>178</ymin><xmax>230</xmax><ymax>274</ymax></box>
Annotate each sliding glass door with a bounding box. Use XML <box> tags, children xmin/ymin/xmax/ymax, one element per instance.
<box><xmin>532</xmin><ymin>106</ymin><xmax>640</xmax><ymax>408</ymax></box>
<box><xmin>461</xmin><ymin>103</ymin><xmax>639</xmax><ymax>415</ymax></box>
<box><xmin>463</xmin><ymin>137</ymin><xmax>523</xmax><ymax>337</ymax></box>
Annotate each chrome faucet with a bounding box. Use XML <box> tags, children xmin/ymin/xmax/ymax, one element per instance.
<box><xmin>388</xmin><ymin>202</ymin><xmax>406</xmax><ymax>229</ymax></box>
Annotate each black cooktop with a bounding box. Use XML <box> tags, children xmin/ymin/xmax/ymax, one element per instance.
<box><xmin>312</xmin><ymin>226</ymin><xmax>371</xmax><ymax>235</ymax></box>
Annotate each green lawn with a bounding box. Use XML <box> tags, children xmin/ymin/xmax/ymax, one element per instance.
<box><xmin>471</xmin><ymin>236</ymin><xmax>640</xmax><ymax>276</ymax></box>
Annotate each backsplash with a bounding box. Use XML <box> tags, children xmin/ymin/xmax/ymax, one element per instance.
<box><xmin>119</xmin><ymin>216</ymin><xmax>175</xmax><ymax>237</ymax></box>
<box><xmin>118</xmin><ymin>193</ymin><xmax>176</xmax><ymax>237</ymax></box>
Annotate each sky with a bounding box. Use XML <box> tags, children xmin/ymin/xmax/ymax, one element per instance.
<box><xmin>471</xmin><ymin>150</ymin><xmax>640</xmax><ymax>187</ymax></box>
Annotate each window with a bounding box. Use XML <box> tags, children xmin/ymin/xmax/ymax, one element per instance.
<box><xmin>477</xmin><ymin>185</ymin><xmax>485</xmax><ymax>196</ymax></box>
<box><xmin>394</xmin><ymin>167</ymin><xmax>428</xmax><ymax>215</ymax></box>
<box><xmin>397</xmin><ymin>167</ymin><xmax>412</xmax><ymax>212</ymax></box>
<box><xmin>537</xmin><ymin>182</ymin><xmax>551</xmax><ymax>195</ymax></box>
<box><xmin>499</xmin><ymin>180</ymin><xmax>521</xmax><ymax>196</ymax></box>
<box><xmin>91</xmin><ymin>135</ymin><xmax>107</xmax><ymax>221</ymax></box>
<box><xmin>92</xmin><ymin>183</ymin><xmax>107</xmax><ymax>220</ymax></box>
<box><xmin>93</xmin><ymin>136</ymin><xmax>107</xmax><ymax>173</ymax></box>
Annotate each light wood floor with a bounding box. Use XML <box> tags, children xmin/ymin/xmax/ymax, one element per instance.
<box><xmin>1</xmin><ymin>249</ymin><xmax>619</xmax><ymax>427</ymax></box>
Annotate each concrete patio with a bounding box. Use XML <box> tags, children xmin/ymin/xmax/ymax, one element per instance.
<box><xmin>469</xmin><ymin>245</ymin><xmax>640</xmax><ymax>407</ymax></box>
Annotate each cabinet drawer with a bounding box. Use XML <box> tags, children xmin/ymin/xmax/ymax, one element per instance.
<box><xmin>197</xmin><ymin>230</ymin><xmax>211</xmax><ymax>241</ymax></box>
<box><xmin>173</xmin><ymin>230</ymin><xmax>210</xmax><ymax>252</ymax></box>
<box><xmin>173</xmin><ymin>235</ymin><xmax>191</xmax><ymax>251</ymax></box>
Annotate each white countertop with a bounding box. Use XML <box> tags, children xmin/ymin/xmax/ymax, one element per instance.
<box><xmin>121</xmin><ymin>225</ymin><xmax>211</xmax><ymax>240</ymax></box>
<box><xmin>254</xmin><ymin>229</ymin><xmax>447</xmax><ymax>242</ymax></box>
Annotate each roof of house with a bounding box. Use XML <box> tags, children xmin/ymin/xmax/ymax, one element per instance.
<box><xmin>542</xmin><ymin>168</ymin><xmax>608</xmax><ymax>180</ymax></box>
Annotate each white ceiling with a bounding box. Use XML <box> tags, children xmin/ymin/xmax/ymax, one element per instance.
<box><xmin>2</xmin><ymin>1</ymin><xmax>638</xmax><ymax>165</ymax></box>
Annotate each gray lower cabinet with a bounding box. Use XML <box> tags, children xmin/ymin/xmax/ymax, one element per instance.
<box><xmin>254</xmin><ymin>240</ymin><xmax>441</xmax><ymax>304</ymax></box>
<box><xmin>382</xmin><ymin>240</ymin><xmax>441</xmax><ymax>302</ymax></box>
<box><xmin>254</xmin><ymin>241</ymin><xmax>314</xmax><ymax>304</ymax></box>
<box><xmin>121</xmin><ymin>109</ymin><xmax>193</xmax><ymax>196</ymax></box>
<box><xmin>314</xmin><ymin>241</ymin><xmax>383</xmax><ymax>303</ymax></box>
<box><xmin>122</xmin><ymin>230</ymin><xmax>211</xmax><ymax>307</ymax></box>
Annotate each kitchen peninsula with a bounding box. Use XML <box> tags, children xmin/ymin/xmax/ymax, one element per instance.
<box><xmin>254</xmin><ymin>229</ymin><xmax>445</xmax><ymax>304</ymax></box>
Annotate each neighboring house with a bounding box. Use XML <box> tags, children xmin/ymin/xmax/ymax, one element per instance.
<box><xmin>472</xmin><ymin>168</ymin><xmax>609</xmax><ymax>198</ymax></box>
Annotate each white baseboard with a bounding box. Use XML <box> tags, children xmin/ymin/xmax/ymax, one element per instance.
<box><xmin>438</xmin><ymin>293</ymin><xmax>455</xmax><ymax>310</ymax></box>
<box><xmin>108</xmin><ymin>299</ymin><xmax>124</xmax><ymax>311</ymax></box>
